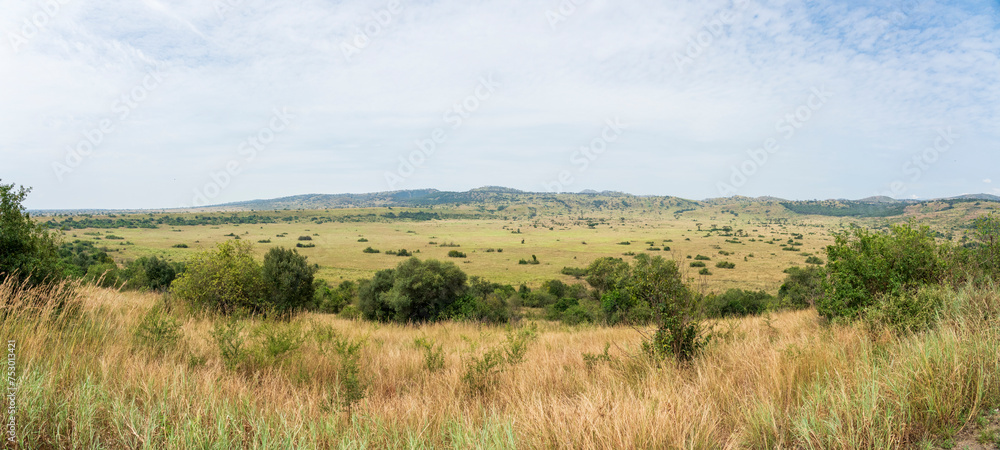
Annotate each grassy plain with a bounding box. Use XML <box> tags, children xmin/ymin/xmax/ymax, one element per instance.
<box><xmin>51</xmin><ymin>204</ymin><xmax>857</xmax><ymax>293</ymax></box>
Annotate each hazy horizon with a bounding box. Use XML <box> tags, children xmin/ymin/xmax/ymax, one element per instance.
<box><xmin>3</xmin><ymin>0</ymin><xmax>998</xmax><ymax>210</ymax></box>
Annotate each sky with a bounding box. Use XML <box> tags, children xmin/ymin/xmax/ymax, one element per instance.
<box><xmin>1</xmin><ymin>0</ymin><xmax>998</xmax><ymax>210</ymax></box>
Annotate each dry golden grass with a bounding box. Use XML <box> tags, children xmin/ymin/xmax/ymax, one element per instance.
<box><xmin>4</xmin><ymin>277</ymin><xmax>999</xmax><ymax>448</ymax></box>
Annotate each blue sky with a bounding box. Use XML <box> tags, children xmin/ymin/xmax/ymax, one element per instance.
<box><xmin>1</xmin><ymin>0</ymin><xmax>998</xmax><ymax>209</ymax></box>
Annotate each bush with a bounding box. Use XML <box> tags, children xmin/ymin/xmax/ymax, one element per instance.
<box><xmin>441</xmin><ymin>293</ymin><xmax>513</xmax><ymax>323</ymax></box>
<box><xmin>820</xmin><ymin>223</ymin><xmax>944</xmax><ymax>320</ymax></box>
<box><xmin>862</xmin><ymin>285</ymin><xmax>945</xmax><ymax>334</ymax></box>
<box><xmin>172</xmin><ymin>243</ymin><xmax>189</xmax><ymax>248</ymax></box>
<box><xmin>212</xmin><ymin>317</ymin><xmax>248</xmax><ymax>371</ymax></box>
<box><xmin>414</xmin><ymin>337</ymin><xmax>445</xmax><ymax>373</ymax></box>
<box><xmin>705</xmin><ymin>289</ymin><xmax>773</xmax><ymax>318</ymax></box>
<box><xmin>297</xmin><ymin>236</ymin><xmax>312</xmax><ymax>241</ymax></box>
<box><xmin>119</xmin><ymin>256</ymin><xmax>181</xmax><ymax>291</ymax></box>
<box><xmin>518</xmin><ymin>255</ymin><xmax>540</xmax><ymax>265</ymax></box>
<box><xmin>805</xmin><ymin>255</ymin><xmax>824</xmax><ymax>265</ymax></box>
<box><xmin>357</xmin><ymin>257</ymin><xmax>468</xmax><ymax>323</ymax></box>
<box><xmin>362</xmin><ymin>247</ymin><xmax>380</xmax><ymax>254</ymax></box>
<box><xmin>698</xmin><ymin>268</ymin><xmax>712</xmax><ymax>275</ymax></box>
<box><xmin>447</xmin><ymin>250</ymin><xmax>467</xmax><ymax>258</ymax></box>
<box><xmin>560</xmin><ymin>267</ymin><xmax>586</xmax><ymax>278</ymax></box>
<box><xmin>296</xmin><ymin>243</ymin><xmax>316</xmax><ymax>248</ymax></box>
<box><xmin>133</xmin><ymin>305</ymin><xmax>182</xmax><ymax>356</ymax></box>
<box><xmin>715</xmin><ymin>261</ymin><xmax>736</xmax><ymax>269</ymax></box>
<box><xmin>694</xmin><ymin>255</ymin><xmax>711</xmax><ymax>261</ymax></box>
<box><xmin>778</xmin><ymin>266</ymin><xmax>825</xmax><ymax>309</ymax></box>
<box><xmin>690</xmin><ymin>261</ymin><xmax>706</xmax><ymax>268</ymax></box>
<box><xmin>262</xmin><ymin>247</ymin><xmax>317</xmax><ymax>315</ymax></box>
<box><xmin>521</xmin><ymin>290</ymin><xmax>557</xmax><ymax>308</ymax></box>
<box><xmin>0</xmin><ymin>181</ymin><xmax>62</xmax><ymax>286</ymax></box>
<box><xmin>315</xmin><ymin>280</ymin><xmax>355</xmax><ymax>314</ymax></box>
<box><xmin>171</xmin><ymin>241</ymin><xmax>266</xmax><ymax>314</ymax></box>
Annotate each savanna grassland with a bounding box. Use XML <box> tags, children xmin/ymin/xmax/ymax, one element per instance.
<box><xmin>41</xmin><ymin>200</ymin><xmax>897</xmax><ymax>292</ymax></box>
<box><xmin>5</xmin><ymin>271</ymin><xmax>1000</xmax><ymax>448</ymax></box>
<box><xmin>8</xmin><ymin>193</ymin><xmax>1000</xmax><ymax>449</ymax></box>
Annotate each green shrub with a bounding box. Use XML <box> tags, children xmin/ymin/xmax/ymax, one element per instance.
<box><xmin>362</xmin><ymin>247</ymin><xmax>380</xmax><ymax>254</ymax></box>
<box><xmin>296</xmin><ymin>243</ymin><xmax>316</xmax><ymax>248</ymax></box>
<box><xmin>705</xmin><ymin>289</ymin><xmax>773</xmax><ymax>318</ymax></box>
<box><xmin>211</xmin><ymin>317</ymin><xmax>247</xmax><ymax>371</ymax></box>
<box><xmin>447</xmin><ymin>250</ymin><xmax>467</xmax><ymax>258</ymax></box>
<box><xmin>340</xmin><ymin>305</ymin><xmax>362</xmax><ymax>321</ymax></box>
<box><xmin>133</xmin><ymin>305</ymin><xmax>182</xmax><ymax>356</ymax></box>
<box><xmin>715</xmin><ymin>261</ymin><xmax>736</xmax><ymax>269</ymax></box>
<box><xmin>694</xmin><ymin>255</ymin><xmax>711</xmax><ymax>261</ymax></box>
<box><xmin>331</xmin><ymin>336</ymin><xmax>367</xmax><ymax>416</ymax></box>
<box><xmin>262</xmin><ymin>247</ymin><xmax>317</xmax><ymax>315</ymax></box>
<box><xmin>560</xmin><ymin>267</ymin><xmax>586</xmax><ymax>278</ymax></box>
<box><xmin>254</xmin><ymin>322</ymin><xmax>303</xmax><ymax>365</ymax></box>
<box><xmin>820</xmin><ymin>223</ymin><xmax>944</xmax><ymax>320</ymax></box>
<box><xmin>690</xmin><ymin>261</ymin><xmax>706</xmax><ymax>268</ymax></box>
<box><xmin>778</xmin><ymin>266</ymin><xmax>825</xmax><ymax>309</ymax></box>
<box><xmin>805</xmin><ymin>255</ymin><xmax>824</xmax><ymax>265</ymax></box>
<box><xmin>642</xmin><ymin>312</ymin><xmax>711</xmax><ymax>363</ymax></box>
<box><xmin>441</xmin><ymin>293</ymin><xmax>513</xmax><ymax>323</ymax></box>
<box><xmin>171</xmin><ymin>241</ymin><xmax>266</xmax><ymax>314</ymax></box>
<box><xmin>521</xmin><ymin>290</ymin><xmax>557</xmax><ymax>308</ymax></box>
<box><xmin>414</xmin><ymin>337</ymin><xmax>445</xmax><ymax>373</ymax></box>
<box><xmin>120</xmin><ymin>256</ymin><xmax>181</xmax><ymax>291</ymax></box>
<box><xmin>862</xmin><ymin>285</ymin><xmax>946</xmax><ymax>334</ymax></box>
<box><xmin>698</xmin><ymin>268</ymin><xmax>712</xmax><ymax>275</ymax></box>
<box><xmin>461</xmin><ymin>327</ymin><xmax>536</xmax><ymax>395</ymax></box>
<box><xmin>172</xmin><ymin>243</ymin><xmax>189</xmax><ymax>248</ymax></box>
<box><xmin>315</xmin><ymin>280</ymin><xmax>355</xmax><ymax>314</ymax></box>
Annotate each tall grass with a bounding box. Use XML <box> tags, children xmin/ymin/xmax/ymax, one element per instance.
<box><xmin>3</xmin><ymin>276</ymin><xmax>998</xmax><ymax>448</ymax></box>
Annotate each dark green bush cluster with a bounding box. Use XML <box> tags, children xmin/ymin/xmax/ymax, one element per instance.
<box><xmin>778</xmin><ymin>266</ymin><xmax>825</xmax><ymax>309</ymax></box>
<box><xmin>715</xmin><ymin>261</ymin><xmax>735</xmax><ymax>269</ymax></box>
<box><xmin>171</xmin><ymin>241</ymin><xmax>316</xmax><ymax>316</ymax></box>
<box><xmin>560</xmin><ymin>266</ymin><xmax>586</xmax><ymax>278</ymax></box>
<box><xmin>357</xmin><ymin>258</ymin><xmax>514</xmax><ymax>324</ymax></box>
<box><xmin>704</xmin><ymin>289</ymin><xmax>774</xmax><ymax>318</ymax></box>
<box><xmin>447</xmin><ymin>250</ymin><xmax>466</xmax><ymax>258</ymax></box>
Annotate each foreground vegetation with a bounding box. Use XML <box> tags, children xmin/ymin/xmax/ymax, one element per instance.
<box><xmin>2</xmin><ymin>277</ymin><xmax>998</xmax><ymax>448</ymax></box>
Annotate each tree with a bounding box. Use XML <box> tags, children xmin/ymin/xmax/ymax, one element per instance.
<box><xmin>170</xmin><ymin>241</ymin><xmax>266</xmax><ymax>314</ymax></box>
<box><xmin>358</xmin><ymin>257</ymin><xmax>468</xmax><ymax>323</ymax></box>
<box><xmin>584</xmin><ymin>257</ymin><xmax>630</xmax><ymax>295</ymax></box>
<box><xmin>0</xmin><ymin>181</ymin><xmax>62</xmax><ymax>285</ymax></box>
<box><xmin>262</xmin><ymin>247</ymin><xmax>317</xmax><ymax>315</ymax></box>
<box><xmin>632</xmin><ymin>254</ymin><xmax>707</xmax><ymax>362</ymax></box>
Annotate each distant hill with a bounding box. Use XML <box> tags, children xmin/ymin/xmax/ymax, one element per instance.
<box><xmin>939</xmin><ymin>194</ymin><xmax>1000</xmax><ymax>202</ymax></box>
<box><xmin>202</xmin><ymin>187</ymin><xmax>701</xmax><ymax>214</ymax></box>
<box><xmin>31</xmin><ymin>187</ymin><xmax>1000</xmax><ymax>217</ymax></box>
